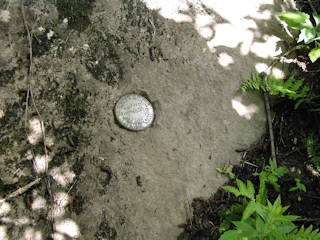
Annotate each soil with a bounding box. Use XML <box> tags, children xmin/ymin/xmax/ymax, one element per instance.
<box><xmin>1</xmin><ymin>0</ymin><xmax>317</xmax><ymax>240</ymax></box>
<box><xmin>177</xmin><ymin>0</ymin><xmax>320</xmax><ymax>239</ymax></box>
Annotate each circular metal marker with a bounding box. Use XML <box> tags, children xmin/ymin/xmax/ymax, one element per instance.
<box><xmin>114</xmin><ymin>94</ymin><xmax>154</xmax><ymax>131</ymax></box>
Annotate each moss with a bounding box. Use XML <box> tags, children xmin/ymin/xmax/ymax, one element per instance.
<box><xmin>0</xmin><ymin>69</ymin><xmax>16</xmax><ymax>87</ymax></box>
<box><xmin>31</xmin><ymin>28</ymin><xmax>56</xmax><ymax>57</ymax></box>
<box><xmin>18</xmin><ymin>176</ymin><xmax>34</xmax><ymax>186</ymax></box>
<box><xmin>0</xmin><ymin>101</ymin><xmax>24</xmax><ymax>155</ymax></box>
<box><xmin>72</xmin><ymin>154</ymin><xmax>85</xmax><ymax>176</ymax></box>
<box><xmin>56</xmin><ymin>0</ymin><xmax>95</xmax><ymax>32</ymax></box>
<box><xmin>95</xmin><ymin>218</ymin><xmax>117</xmax><ymax>240</ymax></box>
<box><xmin>72</xmin><ymin>194</ymin><xmax>85</xmax><ymax>215</ymax></box>
<box><xmin>85</xmin><ymin>33</ymin><xmax>124</xmax><ymax>86</ymax></box>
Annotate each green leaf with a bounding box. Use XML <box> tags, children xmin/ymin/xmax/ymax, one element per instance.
<box><xmin>289</xmin><ymin>186</ymin><xmax>299</xmax><ymax>191</ymax></box>
<box><xmin>276</xmin><ymin>225</ymin><xmax>297</xmax><ymax>234</ymax></box>
<box><xmin>309</xmin><ymin>47</ymin><xmax>320</xmax><ymax>63</ymax></box>
<box><xmin>313</xmin><ymin>13</ymin><xmax>320</xmax><ymax>31</ymax></box>
<box><xmin>299</xmin><ymin>28</ymin><xmax>316</xmax><ymax>43</ymax></box>
<box><xmin>232</xmin><ymin>221</ymin><xmax>258</xmax><ymax>238</ymax></box>
<box><xmin>219</xmin><ymin>230</ymin><xmax>241</xmax><ymax>240</ymax></box>
<box><xmin>222</xmin><ymin>186</ymin><xmax>241</xmax><ymax>197</ymax></box>
<box><xmin>278</xmin><ymin>11</ymin><xmax>313</xmax><ymax>30</ymax></box>
<box><xmin>255</xmin><ymin>216</ymin><xmax>265</xmax><ymax>234</ymax></box>
<box><xmin>236</xmin><ymin>179</ymin><xmax>247</xmax><ymax>195</ymax></box>
<box><xmin>229</xmin><ymin>172</ymin><xmax>236</xmax><ymax>180</ymax></box>
<box><xmin>242</xmin><ymin>201</ymin><xmax>257</xmax><ymax>221</ymax></box>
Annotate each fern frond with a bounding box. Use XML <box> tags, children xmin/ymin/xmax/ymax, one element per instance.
<box><xmin>287</xmin><ymin>225</ymin><xmax>320</xmax><ymax>239</ymax></box>
<box><xmin>256</xmin><ymin>171</ymin><xmax>268</xmax><ymax>205</ymax></box>
<box><xmin>241</xmin><ymin>201</ymin><xmax>257</xmax><ymax>221</ymax></box>
<box><xmin>241</xmin><ymin>73</ymin><xmax>265</xmax><ymax>92</ymax></box>
<box><xmin>222</xmin><ymin>186</ymin><xmax>241</xmax><ymax>197</ymax></box>
<box><xmin>241</xmin><ymin>73</ymin><xmax>309</xmax><ymax>101</ymax></box>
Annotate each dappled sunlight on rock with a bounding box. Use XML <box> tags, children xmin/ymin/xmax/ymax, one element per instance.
<box><xmin>142</xmin><ymin>0</ymin><xmax>192</xmax><ymax>22</ymax></box>
<box><xmin>0</xmin><ymin>202</ymin><xmax>11</xmax><ymax>216</ymax></box>
<box><xmin>255</xmin><ymin>62</ymin><xmax>284</xmax><ymax>77</ymax></box>
<box><xmin>32</xmin><ymin>195</ymin><xmax>47</xmax><ymax>211</ymax></box>
<box><xmin>51</xmin><ymin>192</ymin><xmax>69</xmax><ymax>219</ymax></box>
<box><xmin>1</xmin><ymin>216</ymin><xmax>32</xmax><ymax>226</ymax></box>
<box><xmin>27</xmin><ymin>118</ymin><xmax>42</xmax><ymax>145</ymax></box>
<box><xmin>0</xmin><ymin>226</ymin><xmax>8</xmax><ymax>240</ymax></box>
<box><xmin>250</xmin><ymin>35</ymin><xmax>282</xmax><ymax>58</ymax></box>
<box><xmin>51</xmin><ymin>232</ymin><xmax>65</xmax><ymax>240</ymax></box>
<box><xmin>33</xmin><ymin>155</ymin><xmax>52</xmax><ymax>173</ymax></box>
<box><xmin>23</xmin><ymin>227</ymin><xmax>42</xmax><ymax>240</ymax></box>
<box><xmin>208</xmin><ymin>23</ymin><xmax>255</xmax><ymax>55</ymax></box>
<box><xmin>55</xmin><ymin>219</ymin><xmax>80</xmax><ymax>238</ymax></box>
<box><xmin>218</xmin><ymin>52</ymin><xmax>234</xmax><ymax>67</ymax></box>
<box><xmin>195</xmin><ymin>13</ymin><xmax>214</xmax><ymax>39</ymax></box>
<box><xmin>50</xmin><ymin>163</ymin><xmax>76</xmax><ymax>188</ymax></box>
<box><xmin>232</xmin><ymin>98</ymin><xmax>259</xmax><ymax>120</ymax></box>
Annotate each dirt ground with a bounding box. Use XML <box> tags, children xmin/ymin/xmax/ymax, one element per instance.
<box><xmin>0</xmin><ymin>0</ymin><xmax>297</xmax><ymax>239</ymax></box>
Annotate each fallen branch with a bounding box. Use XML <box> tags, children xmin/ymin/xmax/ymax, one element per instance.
<box><xmin>0</xmin><ymin>178</ymin><xmax>41</xmax><ymax>204</ymax></box>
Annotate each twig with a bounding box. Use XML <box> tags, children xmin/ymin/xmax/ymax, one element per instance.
<box><xmin>21</xmin><ymin>2</ymin><xmax>55</xmax><ymax>233</ymax></box>
<box><xmin>293</xmin><ymin>217</ymin><xmax>320</xmax><ymax>222</ymax></box>
<box><xmin>240</xmin><ymin>160</ymin><xmax>259</xmax><ymax>168</ymax></box>
<box><xmin>0</xmin><ymin>178</ymin><xmax>41</xmax><ymax>204</ymax></box>
<box><xmin>260</xmin><ymin>73</ymin><xmax>277</xmax><ymax>169</ymax></box>
<box><xmin>308</xmin><ymin>0</ymin><xmax>318</xmax><ymax>15</ymax></box>
<box><xmin>264</xmin><ymin>91</ymin><xmax>277</xmax><ymax>169</ymax></box>
<box><xmin>264</xmin><ymin>45</ymin><xmax>305</xmax><ymax>74</ymax></box>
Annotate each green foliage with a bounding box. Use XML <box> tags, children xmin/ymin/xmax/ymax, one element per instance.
<box><xmin>302</xmin><ymin>133</ymin><xmax>320</xmax><ymax>172</ymax></box>
<box><xmin>241</xmin><ymin>74</ymin><xmax>309</xmax><ymax>102</ymax></box>
<box><xmin>216</xmin><ymin>165</ymin><xmax>235</xmax><ymax>179</ymax></box>
<box><xmin>222</xmin><ymin>179</ymin><xmax>255</xmax><ymax>201</ymax></box>
<box><xmin>254</xmin><ymin>158</ymin><xmax>288</xmax><ymax>193</ymax></box>
<box><xmin>219</xmin><ymin>160</ymin><xmax>319</xmax><ymax>239</ymax></box>
<box><xmin>278</xmin><ymin>11</ymin><xmax>320</xmax><ymax>63</ymax></box>
<box><xmin>289</xmin><ymin>178</ymin><xmax>307</xmax><ymax>201</ymax></box>
<box><xmin>220</xmin><ymin>195</ymin><xmax>301</xmax><ymax>240</ymax></box>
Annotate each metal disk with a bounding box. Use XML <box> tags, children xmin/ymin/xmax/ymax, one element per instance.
<box><xmin>114</xmin><ymin>94</ymin><xmax>154</xmax><ymax>131</ymax></box>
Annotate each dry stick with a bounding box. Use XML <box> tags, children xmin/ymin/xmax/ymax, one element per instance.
<box><xmin>0</xmin><ymin>178</ymin><xmax>41</xmax><ymax>204</ymax></box>
<box><xmin>261</xmin><ymin>45</ymin><xmax>306</xmax><ymax>169</ymax></box>
<box><xmin>264</xmin><ymin>91</ymin><xmax>277</xmax><ymax>169</ymax></box>
<box><xmin>21</xmin><ymin>3</ymin><xmax>56</xmax><ymax>233</ymax></box>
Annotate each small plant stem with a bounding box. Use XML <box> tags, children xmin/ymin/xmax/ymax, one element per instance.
<box><xmin>308</xmin><ymin>0</ymin><xmax>318</xmax><ymax>15</ymax></box>
<box><xmin>264</xmin><ymin>90</ymin><xmax>277</xmax><ymax>169</ymax></box>
<box><xmin>265</xmin><ymin>45</ymin><xmax>306</xmax><ymax>73</ymax></box>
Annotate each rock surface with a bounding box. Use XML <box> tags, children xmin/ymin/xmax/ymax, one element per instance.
<box><xmin>0</xmin><ymin>0</ymin><xmax>295</xmax><ymax>239</ymax></box>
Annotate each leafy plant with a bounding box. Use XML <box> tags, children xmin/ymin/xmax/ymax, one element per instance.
<box><xmin>216</xmin><ymin>165</ymin><xmax>235</xmax><ymax>179</ymax></box>
<box><xmin>219</xmin><ymin>161</ymin><xmax>319</xmax><ymax>239</ymax></box>
<box><xmin>254</xmin><ymin>158</ymin><xmax>288</xmax><ymax>193</ymax></box>
<box><xmin>241</xmin><ymin>74</ymin><xmax>309</xmax><ymax>103</ymax></box>
<box><xmin>220</xmin><ymin>195</ymin><xmax>300</xmax><ymax>240</ymax></box>
<box><xmin>279</xmin><ymin>11</ymin><xmax>320</xmax><ymax>63</ymax></box>
<box><xmin>289</xmin><ymin>178</ymin><xmax>307</xmax><ymax>201</ymax></box>
<box><xmin>302</xmin><ymin>133</ymin><xmax>320</xmax><ymax>172</ymax></box>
